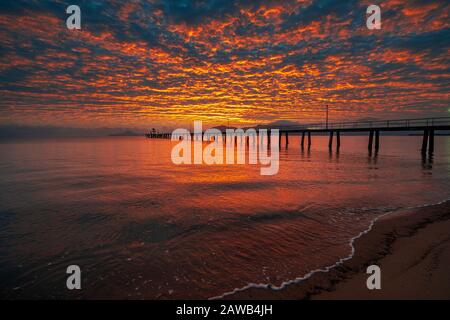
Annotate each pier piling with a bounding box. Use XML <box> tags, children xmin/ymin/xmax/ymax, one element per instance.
<box><xmin>328</xmin><ymin>131</ymin><xmax>334</xmax><ymax>150</ymax></box>
<box><xmin>368</xmin><ymin>130</ymin><xmax>374</xmax><ymax>152</ymax></box>
<box><xmin>375</xmin><ymin>131</ymin><xmax>380</xmax><ymax>152</ymax></box>
<box><xmin>429</xmin><ymin>129</ymin><xmax>435</xmax><ymax>154</ymax></box>
<box><xmin>421</xmin><ymin>130</ymin><xmax>429</xmax><ymax>154</ymax></box>
<box><xmin>336</xmin><ymin>131</ymin><xmax>341</xmax><ymax>151</ymax></box>
<box><xmin>307</xmin><ymin>131</ymin><xmax>311</xmax><ymax>149</ymax></box>
<box><xmin>301</xmin><ymin>132</ymin><xmax>305</xmax><ymax>149</ymax></box>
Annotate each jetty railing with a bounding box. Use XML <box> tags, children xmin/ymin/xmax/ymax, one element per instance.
<box><xmin>254</xmin><ymin>116</ymin><xmax>450</xmax><ymax>155</ymax></box>
<box><xmin>146</xmin><ymin>116</ymin><xmax>450</xmax><ymax>155</ymax></box>
<box><xmin>266</xmin><ymin>117</ymin><xmax>450</xmax><ymax>131</ymax></box>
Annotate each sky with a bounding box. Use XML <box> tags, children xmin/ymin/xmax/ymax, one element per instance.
<box><xmin>0</xmin><ymin>0</ymin><xmax>449</xmax><ymax>129</ymax></box>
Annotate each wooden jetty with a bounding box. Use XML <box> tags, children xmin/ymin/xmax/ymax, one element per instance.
<box><xmin>146</xmin><ymin>117</ymin><xmax>450</xmax><ymax>155</ymax></box>
<box><xmin>261</xmin><ymin>117</ymin><xmax>450</xmax><ymax>155</ymax></box>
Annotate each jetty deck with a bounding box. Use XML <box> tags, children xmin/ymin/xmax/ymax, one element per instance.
<box><xmin>146</xmin><ymin>117</ymin><xmax>450</xmax><ymax>155</ymax></box>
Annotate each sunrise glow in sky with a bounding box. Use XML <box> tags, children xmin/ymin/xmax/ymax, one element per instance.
<box><xmin>0</xmin><ymin>0</ymin><xmax>449</xmax><ymax>129</ymax></box>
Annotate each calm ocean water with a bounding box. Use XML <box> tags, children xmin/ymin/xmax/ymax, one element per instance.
<box><xmin>1</xmin><ymin>135</ymin><xmax>450</xmax><ymax>299</ymax></box>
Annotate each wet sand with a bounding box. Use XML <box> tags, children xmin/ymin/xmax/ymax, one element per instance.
<box><xmin>226</xmin><ymin>201</ymin><xmax>450</xmax><ymax>300</ymax></box>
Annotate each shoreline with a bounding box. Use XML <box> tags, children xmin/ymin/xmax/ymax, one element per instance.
<box><xmin>223</xmin><ymin>200</ymin><xmax>450</xmax><ymax>300</ymax></box>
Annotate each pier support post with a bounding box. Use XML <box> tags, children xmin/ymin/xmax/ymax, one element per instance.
<box><xmin>336</xmin><ymin>131</ymin><xmax>341</xmax><ymax>151</ymax></box>
<box><xmin>421</xmin><ymin>130</ymin><xmax>429</xmax><ymax>154</ymax></box>
<box><xmin>429</xmin><ymin>129</ymin><xmax>435</xmax><ymax>154</ymax></box>
<box><xmin>368</xmin><ymin>130</ymin><xmax>374</xmax><ymax>152</ymax></box>
<box><xmin>285</xmin><ymin>131</ymin><xmax>289</xmax><ymax>146</ymax></box>
<box><xmin>301</xmin><ymin>132</ymin><xmax>305</xmax><ymax>149</ymax></box>
<box><xmin>279</xmin><ymin>132</ymin><xmax>282</xmax><ymax>148</ymax></box>
<box><xmin>268</xmin><ymin>130</ymin><xmax>271</xmax><ymax>146</ymax></box>
<box><xmin>375</xmin><ymin>131</ymin><xmax>380</xmax><ymax>152</ymax></box>
<box><xmin>328</xmin><ymin>131</ymin><xmax>334</xmax><ymax>150</ymax></box>
<box><xmin>307</xmin><ymin>131</ymin><xmax>311</xmax><ymax>149</ymax></box>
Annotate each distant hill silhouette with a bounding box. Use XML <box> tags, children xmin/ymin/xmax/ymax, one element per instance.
<box><xmin>249</xmin><ymin>120</ymin><xmax>301</xmax><ymax>130</ymax></box>
<box><xmin>265</xmin><ymin>120</ymin><xmax>301</xmax><ymax>127</ymax></box>
<box><xmin>109</xmin><ymin>130</ymin><xmax>142</xmax><ymax>137</ymax></box>
<box><xmin>0</xmin><ymin>125</ymin><xmax>144</xmax><ymax>139</ymax></box>
<box><xmin>211</xmin><ymin>125</ymin><xmax>238</xmax><ymax>132</ymax></box>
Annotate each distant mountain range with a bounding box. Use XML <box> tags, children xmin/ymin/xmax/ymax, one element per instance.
<box><xmin>108</xmin><ymin>130</ymin><xmax>142</xmax><ymax>137</ymax></box>
<box><xmin>260</xmin><ymin>120</ymin><xmax>301</xmax><ymax>127</ymax></box>
<box><xmin>0</xmin><ymin>125</ymin><xmax>144</xmax><ymax>139</ymax></box>
<box><xmin>211</xmin><ymin>125</ymin><xmax>238</xmax><ymax>132</ymax></box>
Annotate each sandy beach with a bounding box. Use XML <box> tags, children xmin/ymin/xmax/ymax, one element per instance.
<box><xmin>227</xmin><ymin>201</ymin><xmax>450</xmax><ymax>300</ymax></box>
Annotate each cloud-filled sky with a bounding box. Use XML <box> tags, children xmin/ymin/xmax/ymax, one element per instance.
<box><xmin>0</xmin><ymin>0</ymin><xmax>449</xmax><ymax>128</ymax></box>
